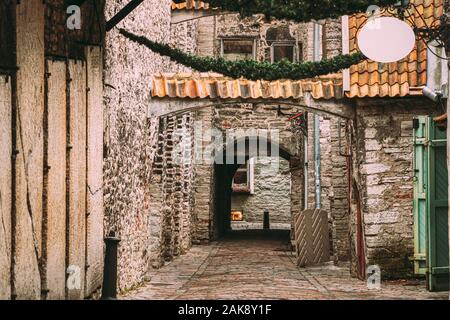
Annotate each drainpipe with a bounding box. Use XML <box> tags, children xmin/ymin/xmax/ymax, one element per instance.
<box><xmin>314</xmin><ymin>114</ymin><xmax>321</xmax><ymax>209</ymax></box>
<box><xmin>304</xmin><ymin>134</ymin><xmax>308</xmax><ymax>210</ymax></box>
<box><xmin>313</xmin><ymin>23</ymin><xmax>322</xmax><ymax>209</ymax></box>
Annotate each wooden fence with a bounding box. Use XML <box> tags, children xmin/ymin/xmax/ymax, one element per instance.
<box><xmin>0</xmin><ymin>0</ymin><xmax>104</xmax><ymax>300</ymax></box>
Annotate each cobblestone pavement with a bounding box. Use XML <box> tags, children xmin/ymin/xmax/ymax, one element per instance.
<box><xmin>122</xmin><ymin>230</ymin><xmax>448</xmax><ymax>300</ymax></box>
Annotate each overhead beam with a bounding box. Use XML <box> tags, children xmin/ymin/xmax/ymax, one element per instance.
<box><xmin>148</xmin><ymin>97</ymin><xmax>355</xmax><ymax>119</ymax></box>
<box><xmin>171</xmin><ymin>10</ymin><xmax>233</xmax><ymax>24</ymax></box>
<box><xmin>106</xmin><ymin>0</ymin><xmax>145</xmax><ymax>32</ymax></box>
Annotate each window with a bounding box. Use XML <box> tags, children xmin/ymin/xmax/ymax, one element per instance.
<box><xmin>270</xmin><ymin>42</ymin><xmax>301</xmax><ymax>63</ymax></box>
<box><xmin>220</xmin><ymin>38</ymin><xmax>256</xmax><ymax>61</ymax></box>
<box><xmin>231</xmin><ymin>159</ymin><xmax>255</xmax><ymax>194</ymax></box>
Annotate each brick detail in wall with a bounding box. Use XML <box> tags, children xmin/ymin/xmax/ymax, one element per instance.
<box><xmin>149</xmin><ymin>113</ymin><xmax>196</xmax><ymax>266</ymax></box>
<box><xmin>192</xmin><ymin>107</ymin><xmax>215</xmax><ymax>244</ymax></box>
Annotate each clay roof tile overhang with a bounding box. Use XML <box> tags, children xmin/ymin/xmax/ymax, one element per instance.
<box><xmin>347</xmin><ymin>0</ymin><xmax>443</xmax><ymax>98</ymax></box>
<box><xmin>171</xmin><ymin>0</ymin><xmax>211</xmax><ymax>11</ymax></box>
<box><xmin>152</xmin><ymin>73</ymin><xmax>345</xmax><ymax>101</ymax></box>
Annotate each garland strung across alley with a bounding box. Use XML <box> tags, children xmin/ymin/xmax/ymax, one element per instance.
<box><xmin>172</xmin><ymin>0</ymin><xmax>400</xmax><ymax>22</ymax></box>
<box><xmin>119</xmin><ymin>29</ymin><xmax>365</xmax><ymax>81</ymax></box>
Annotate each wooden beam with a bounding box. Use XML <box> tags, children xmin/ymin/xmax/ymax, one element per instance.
<box><xmin>148</xmin><ymin>97</ymin><xmax>355</xmax><ymax>119</ymax></box>
<box><xmin>106</xmin><ymin>0</ymin><xmax>145</xmax><ymax>32</ymax></box>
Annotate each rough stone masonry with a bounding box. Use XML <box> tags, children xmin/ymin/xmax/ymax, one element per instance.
<box><xmin>103</xmin><ymin>0</ymin><xmax>199</xmax><ymax>291</ymax></box>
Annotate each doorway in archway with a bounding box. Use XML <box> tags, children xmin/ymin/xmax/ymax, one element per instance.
<box><xmin>212</xmin><ymin>136</ymin><xmax>298</xmax><ymax>244</ymax></box>
<box><xmin>229</xmin><ymin>157</ymin><xmax>291</xmax><ymax>231</ymax></box>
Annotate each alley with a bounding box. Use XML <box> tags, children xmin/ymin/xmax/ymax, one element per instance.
<box><xmin>122</xmin><ymin>231</ymin><xmax>447</xmax><ymax>300</ymax></box>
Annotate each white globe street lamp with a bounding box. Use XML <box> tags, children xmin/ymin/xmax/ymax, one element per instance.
<box><xmin>357</xmin><ymin>16</ymin><xmax>416</xmax><ymax>63</ymax></box>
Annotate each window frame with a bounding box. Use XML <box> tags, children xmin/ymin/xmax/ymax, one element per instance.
<box><xmin>270</xmin><ymin>41</ymin><xmax>300</xmax><ymax>63</ymax></box>
<box><xmin>220</xmin><ymin>37</ymin><xmax>257</xmax><ymax>61</ymax></box>
<box><xmin>231</xmin><ymin>159</ymin><xmax>255</xmax><ymax>194</ymax></box>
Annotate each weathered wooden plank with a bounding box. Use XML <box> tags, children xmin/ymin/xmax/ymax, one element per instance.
<box><xmin>45</xmin><ymin>60</ymin><xmax>67</xmax><ymax>300</ymax></box>
<box><xmin>85</xmin><ymin>46</ymin><xmax>104</xmax><ymax>297</ymax></box>
<box><xmin>0</xmin><ymin>75</ymin><xmax>12</xmax><ymax>299</ymax></box>
<box><xmin>295</xmin><ymin>209</ymin><xmax>330</xmax><ymax>267</ymax></box>
<box><xmin>67</xmin><ymin>60</ymin><xmax>87</xmax><ymax>300</ymax></box>
<box><xmin>13</xmin><ymin>0</ymin><xmax>45</xmax><ymax>299</ymax></box>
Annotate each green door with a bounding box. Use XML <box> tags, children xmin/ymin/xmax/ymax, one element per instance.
<box><xmin>413</xmin><ymin>117</ymin><xmax>428</xmax><ymax>275</ymax></box>
<box><xmin>426</xmin><ymin>118</ymin><xmax>449</xmax><ymax>291</ymax></box>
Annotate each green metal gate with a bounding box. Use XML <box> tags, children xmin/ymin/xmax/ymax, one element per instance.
<box><xmin>413</xmin><ymin>116</ymin><xmax>449</xmax><ymax>291</ymax></box>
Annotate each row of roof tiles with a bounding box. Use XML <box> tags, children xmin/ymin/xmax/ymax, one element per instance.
<box><xmin>347</xmin><ymin>0</ymin><xmax>442</xmax><ymax>98</ymax></box>
<box><xmin>158</xmin><ymin>0</ymin><xmax>443</xmax><ymax>101</ymax></box>
<box><xmin>152</xmin><ymin>73</ymin><xmax>344</xmax><ymax>100</ymax></box>
<box><xmin>171</xmin><ymin>0</ymin><xmax>210</xmax><ymax>11</ymax></box>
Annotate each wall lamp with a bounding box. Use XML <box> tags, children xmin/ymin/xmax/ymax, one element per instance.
<box><xmin>422</xmin><ymin>86</ymin><xmax>443</xmax><ymax>103</ymax></box>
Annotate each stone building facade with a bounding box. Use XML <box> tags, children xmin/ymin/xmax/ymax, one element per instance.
<box><xmin>210</xmin><ymin>102</ymin><xmax>304</xmax><ymax>238</ymax></box>
<box><xmin>153</xmin><ymin>1</ymin><xmax>446</xmax><ymax>282</ymax></box>
<box><xmin>1</xmin><ymin>0</ymin><xmax>446</xmax><ymax>300</ymax></box>
<box><xmin>103</xmin><ymin>0</ymin><xmax>199</xmax><ymax>291</ymax></box>
<box><xmin>351</xmin><ymin>99</ymin><xmax>440</xmax><ymax>278</ymax></box>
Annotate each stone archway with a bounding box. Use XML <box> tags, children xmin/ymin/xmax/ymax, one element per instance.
<box><xmin>211</xmin><ymin>134</ymin><xmax>302</xmax><ymax>241</ymax></box>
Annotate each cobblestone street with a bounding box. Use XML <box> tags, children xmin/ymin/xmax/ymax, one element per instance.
<box><xmin>122</xmin><ymin>231</ymin><xmax>448</xmax><ymax>300</ymax></box>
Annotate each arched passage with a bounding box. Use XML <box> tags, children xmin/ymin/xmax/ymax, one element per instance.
<box><xmin>212</xmin><ymin>136</ymin><xmax>300</xmax><ymax>240</ymax></box>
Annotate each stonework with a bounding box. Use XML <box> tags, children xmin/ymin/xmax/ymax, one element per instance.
<box><xmin>148</xmin><ymin>113</ymin><xmax>196</xmax><ymax>267</ymax></box>
<box><xmin>206</xmin><ymin>103</ymin><xmax>305</xmax><ymax>240</ymax></box>
<box><xmin>103</xmin><ymin>1</ymin><xmax>439</xmax><ymax>294</ymax></box>
<box><xmin>103</xmin><ymin>0</ymin><xmax>198</xmax><ymax>291</ymax></box>
<box><xmin>215</xmin><ymin>14</ymin><xmax>311</xmax><ymax>61</ymax></box>
<box><xmin>352</xmin><ymin>99</ymin><xmax>439</xmax><ymax>278</ymax></box>
<box><xmin>231</xmin><ymin>157</ymin><xmax>291</xmax><ymax>227</ymax></box>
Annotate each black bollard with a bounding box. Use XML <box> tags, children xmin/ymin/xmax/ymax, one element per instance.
<box><xmin>263</xmin><ymin>210</ymin><xmax>270</xmax><ymax>229</ymax></box>
<box><xmin>101</xmin><ymin>231</ymin><xmax>121</xmax><ymax>300</ymax></box>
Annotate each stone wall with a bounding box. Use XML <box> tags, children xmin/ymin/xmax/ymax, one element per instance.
<box><xmin>353</xmin><ymin>98</ymin><xmax>439</xmax><ymax>278</ymax></box>
<box><xmin>231</xmin><ymin>157</ymin><xmax>291</xmax><ymax>228</ymax></box>
<box><xmin>148</xmin><ymin>113</ymin><xmax>196</xmax><ymax>267</ymax></box>
<box><xmin>212</xmin><ymin>14</ymin><xmax>311</xmax><ymax>61</ymax></box>
<box><xmin>192</xmin><ymin>107</ymin><xmax>216</xmax><ymax>243</ymax></box>
<box><xmin>302</xmin><ymin>18</ymin><xmax>351</xmax><ymax>262</ymax></box>
<box><xmin>306</xmin><ymin>114</ymin><xmax>351</xmax><ymax>262</ymax></box>
<box><xmin>186</xmin><ymin>102</ymin><xmax>304</xmax><ymax>241</ymax></box>
<box><xmin>103</xmin><ymin>0</ymin><xmax>198</xmax><ymax>291</ymax></box>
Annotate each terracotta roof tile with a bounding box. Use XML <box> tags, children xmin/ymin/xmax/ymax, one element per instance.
<box><xmin>171</xmin><ymin>1</ymin><xmax>211</xmax><ymax>11</ymax></box>
<box><xmin>152</xmin><ymin>73</ymin><xmax>344</xmax><ymax>100</ymax></box>
<box><xmin>347</xmin><ymin>0</ymin><xmax>443</xmax><ymax>98</ymax></box>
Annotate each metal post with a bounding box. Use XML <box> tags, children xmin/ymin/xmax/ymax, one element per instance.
<box><xmin>313</xmin><ymin>23</ymin><xmax>322</xmax><ymax>210</ymax></box>
<box><xmin>263</xmin><ymin>210</ymin><xmax>270</xmax><ymax>229</ymax></box>
<box><xmin>314</xmin><ymin>114</ymin><xmax>321</xmax><ymax>209</ymax></box>
<box><xmin>100</xmin><ymin>231</ymin><xmax>121</xmax><ymax>300</ymax></box>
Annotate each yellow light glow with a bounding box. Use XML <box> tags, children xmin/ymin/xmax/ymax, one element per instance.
<box><xmin>231</xmin><ymin>210</ymin><xmax>244</xmax><ymax>221</ymax></box>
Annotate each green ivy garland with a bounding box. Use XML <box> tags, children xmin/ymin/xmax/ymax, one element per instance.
<box><xmin>172</xmin><ymin>0</ymin><xmax>399</xmax><ymax>22</ymax></box>
<box><xmin>119</xmin><ymin>29</ymin><xmax>365</xmax><ymax>81</ymax></box>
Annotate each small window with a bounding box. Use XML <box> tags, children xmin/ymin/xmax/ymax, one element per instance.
<box><xmin>270</xmin><ymin>42</ymin><xmax>301</xmax><ymax>63</ymax></box>
<box><xmin>221</xmin><ymin>39</ymin><xmax>255</xmax><ymax>61</ymax></box>
<box><xmin>231</xmin><ymin>159</ymin><xmax>255</xmax><ymax>194</ymax></box>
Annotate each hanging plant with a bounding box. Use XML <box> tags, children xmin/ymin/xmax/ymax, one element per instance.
<box><xmin>120</xmin><ymin>29</ymin><xmax>365</xmax><ymax>81</ymax></box>
<box><xmin>172</xmin><ymin>0</ymin><xmax>399</xmax><ymax>22</ymax></box>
